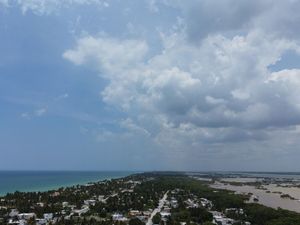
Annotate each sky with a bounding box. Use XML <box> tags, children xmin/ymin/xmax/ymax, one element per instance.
<box><xmin>1</xmin><ymin>0</ymin><xmax>300</xmax><ymax>171</ymax></box>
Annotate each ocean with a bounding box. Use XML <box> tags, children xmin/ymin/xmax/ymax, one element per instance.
<box><xmin>0</xmin><ymin>171</ymin><xmax>133</xmax><ymax>196</ymax></box>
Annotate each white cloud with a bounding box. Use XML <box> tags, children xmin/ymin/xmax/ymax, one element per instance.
<box><xmin>205</xmin><ymin>96</ymin><xmax>226</xmax><ymax>105</ymax></box>
<box><xmin>21</xmin><ymin>112</ymin><xmax>30</xmax><ymax>119</ymax></box>
<box><xmin>231</xmin><ymin>89</ymin><xmax>250</xmax><ymax>100</ymax></box>
<box><xmin>161</xmin><ymin>0</ymin><xmax>300</xmax><ymax>42</ymax></box>
<box><xmin>55</xmin><ymin>93</ymin><xmax>69</xmax><ymax>101</ymax></box>
<box><xmin>0</xmin><ymin>0</ymin><xmax>110</xmax><ymax>15</ymax></box>
<box><xmin>63</xmin><ymin>1</ymin><xmax>300</xmax><ymax>162</ymax></box>
<box><xmin>35</xmin><ymin>107</ymin><xmax>47</xmax><ymax>116</ymax></box>
<box><xmin>64</xmin><ymin>30</ymin><xmax>300</xmax><ymax>145</ymax></box>
<box><xmin>269</xmin><ymin>69</ymin><xmax>300</xmax><ymax>84</ymax></box>
<box><xmin>63</xmin><ymin>36</ymin><xmax>148</xmax><ymax>76</ymax></box>
<box><xmin>120</xmin><ymin>118</ymin><xmax>150</xmax><ymax>137</ymax></box>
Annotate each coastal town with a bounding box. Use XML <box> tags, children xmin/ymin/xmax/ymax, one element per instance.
<box><xmin>0</xmin><ymin>173</ymin><xmax>300</xmax><ymax>225</ymax></box>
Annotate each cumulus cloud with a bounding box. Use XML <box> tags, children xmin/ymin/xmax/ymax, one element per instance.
<box><xmin>63</xmin><ymin>36</ymin><xmax>148</xmax><ymax>76</ymax></box>
<box><xmin>63</xmin><ymin>0</ymin><xmax>300</xmax><ymax>157</ymax></box>
<box><xmin>161</xmin><ymin>0</ymin><xmax>300</xmax><ymax>42</ymax></box>
<box><xmin>64</xmin><ymin>34</ymin><xmax>299</xmax><ymax>123</ymax></box>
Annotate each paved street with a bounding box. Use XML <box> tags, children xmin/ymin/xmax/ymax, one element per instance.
<box><xmin>146</xmin><ymin>191</ymin><xmax>169</xmax><ymax>225</ymax></box>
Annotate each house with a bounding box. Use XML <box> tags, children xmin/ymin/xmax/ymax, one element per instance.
<box><xmin>162</xmin><ymin>206</ymin><xmax>171</xmax><ymax>212</ymax></box>
<box><xmin>121</xmin><ymin>189</ymin><xmax>134</xmax><ymax>193</ymax></box>
<box><xmin>129</xmin><ymin>210</ymin><xmax>140</xmax><ymax>216</ymax></box>
<box><xmin>36</xmin><ymin>202</ymin><xmax>44</xmax><ymax>207</ymax></box>
<box><xmin>9</xmin><ymin>209</ymin><xmax>19</xmax><ymax>218</ymax></box>
<box><xmin>74</xmin><ymin>206</ymin><xmax>89</xmax><ymax>215</ymax></box>
<box><xmin>185</xmin><ymin>199</ymin><xmax>199</xmax><ymax>208</ymax></box>
<box><xmin>43</xmin><ymin>213</ymin><xmax>53</xmax><ymax>221</ymax></box>
<box><xmin>170</xmin><ymin>199</ymin><xmax>178</xmax><ymax>208</ymax></box>
<box><xmin>51</xmin><ymin>192</ymin><xmax>60</xmax><ymax>197</ymax></box>
<box><xmin>62</xmin><ymin>202</ymin><xmax>69</xmax><ymax>207</ymax></box>
<box><xmin>112</xmin><ymin>213</ymin><xmax>127</xmax><ymax>221</ymax></box>
<box><xmin>142</xmin><ymin>210</ymin><xmax>152</xmax><ymax>217</ymax></box>
<box><xmin>200</xmin><ymin>198</ymin><xmax>213</xmax><ymax>209</ymax></box>
<box><xmin>36</xmin><ymin>218</ymin><xmax>47</xmax><ymax>225</ymax></box>
<box><xmin>84</xmin><ymin>199</ymin><xmax>96</xmax><ymax>206</ymax></box>
<box><xmin>136</xmin><ymin>215</ymin><xmax>148</xmax><ymax>223</ymax></box>
<box><xmin>160</xmin><ymin>211</ymin><xmax>171</xmax><ymax>218</ymax></box>
<box><xmin>18</xmin><ymin>213</ymin><xmax>36</xmax><ymax>220</ymax></box>
<box><xmin>211</xmin><ymin>211</ymin><xmax>235</xmax><ymax>225</ymax></box>
<box><xmin>213</xmin><ymin>215</ymin><xmax>234</xmax><ymax>225</ymax></box>
<box><xmin>8</xmin><ymin>219</ymin><xmax>26</xmax><ymax>225</ymax></box>
<box><xmin>98</xmin><ymin>195</ymin><xmax>105</xmax><ymax>202</ymax></box>
<box><xmin>225</xmin><ymin>208</ymin><xmax>244</xmax><ymax>215</ymax></box>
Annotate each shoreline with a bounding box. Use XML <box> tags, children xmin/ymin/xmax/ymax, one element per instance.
<box><xmin>0</xmin><ymin>171</ymin><xmax>134</xmax><ymax>197</ymax></box>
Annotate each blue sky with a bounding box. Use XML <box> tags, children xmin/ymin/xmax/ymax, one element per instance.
<box><xmin>1</xmin><ymin>0</ymin><xmax>300</xmax><ymax>171</ymax></box>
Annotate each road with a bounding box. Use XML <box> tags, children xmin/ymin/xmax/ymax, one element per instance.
<box><xmin>146</xmin><ymin>191</ymin><xmax>169</xmax><ymax>225</ymax></box>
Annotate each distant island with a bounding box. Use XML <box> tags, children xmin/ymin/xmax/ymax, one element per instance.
<box><xmin>1</xmin><ymin>172</ymin><xmax>300</xmax><ymax>225</ymax></box>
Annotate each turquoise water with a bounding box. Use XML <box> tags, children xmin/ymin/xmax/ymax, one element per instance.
<box><xmin>0</xmin><ymin>171</ymin><xmax>133</xmax><ymax>196</ymax></box>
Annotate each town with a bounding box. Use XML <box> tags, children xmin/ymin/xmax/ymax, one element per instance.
<box><xmin>0</xmin><ymin>173</ymin><xmax>300</xmax><ymax>225</ymax></box>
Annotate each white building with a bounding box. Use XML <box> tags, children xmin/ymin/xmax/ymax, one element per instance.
<box><xmin>9</xmin><ymin>209</ymin><xmax>19</xmax><ymax>218</ymax></box>
<box><xmin>43</xmin><ymin>213</ymin><xmax>53</xmax><ymax>221</ymax></box>
<box><xmin>18</xmin><ymin>213</ymin><xmax>36</xmax><ymax>220</ymax></box>
<box><xmin>8</xmin><ymin>219</ymin><xmax>26</xmax><ymax>225</ymax></box>
<box><xmin>36</xmin><ymin>218</ymin><xmax>47</xmax><ymax>225</ymax></box>
<box><xmin>160</xmin><ymin>211</ymin><xmax>171</xmax><ymax>218</ymax></box>
<box><xmin>74</xmin><ymin>206</ymin><xmax>89</xmax><ymax>215</ymax></box>
<box><xmin>129</xmin><ymin>210</ymin><xmax>140</xmax><ymax>216</ymax></box>
<box><xmin>213</xmin><ymin>215</ymin><xmax>234</xmax><ymax>225</ymax></box>
<box><xmin>62</xmin><ymin>202</ymin><xmax>69</xmax><ymax>207</ymax></box>
<box><xmin>112</xmin><ymin>213</ymin><xmax>127</xmax><ymax>221</ymax></box>
<box><xmin>98</xmin><ymin>195</ymin><xmax>105</xmax><ymax>201</ymax></box>
<box><xmin>84</xmin><ymin>199</ymin><xmax>96</xmax><ymax>206</ymax></box>
<box><xmin>200</xmin><ymin>198</ymin><xmax>213</xmax><ymax>209</ymax></box>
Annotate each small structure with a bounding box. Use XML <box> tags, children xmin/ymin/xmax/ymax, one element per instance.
<box><xmin>112</xmin><ymin>213</ymin><xmax>127</xmax><ymax>221</ymax></box>
<box><xmin>36</xmin><ymin>218</ymin><xmax>47</xmax><ymax>225</ymax></box>
<box><xmin>8</xmin><ymin>219</ymin><xmax>26</xmax><ymax>225</ymax></box>
<box><xmin>129</xmin><ymin>210</ymin><xmax>140</xmax><ymax>216</ymax></box>
<box><xmin>84</xmin><ymin>199</ymin><xmax>96</xmax><ymax>206</ymax></box>
<box><xmin>160</xmin><ymin>211</ymin><xmax>171</xmax><ymax>218</ymax></box>
<box><xmin>43</xmin><ymin>213</ymin><xmax>53</xmax><ymax>221</ymax></box>
<box><xmin>74</xmin><ymin>206</ymin><xmax>89</xmax><ymax>216</ymax></box>
<box><xmin>9</xmin><ymin>209</ymin><xmax>19</xmax><ymax>218</ymax></box>
<box><xmin>18</xmin><ymin>213</ymin><xmax>36</xmax><ymax>220</ymax></box>
<box><xmin>62</xmin><ymin>202</ymin><xmax>69</xmax><ymax>207</ymax></box>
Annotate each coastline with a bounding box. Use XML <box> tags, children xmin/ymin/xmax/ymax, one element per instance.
<box><xmin>0</xmin><ymin>171</ymin><xmax>134</xmax><ymax>196</ymax></box>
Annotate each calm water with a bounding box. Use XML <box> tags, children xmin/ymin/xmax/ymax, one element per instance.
<box><xmin>211</xmin><ymin>182</ymin><xmax>300</xmax><ymax>213</ymax></box>
<box><xmin>0</xmin><ymin>171</ymin><xmax>133</xmax><ymax>196</ymax></box>
<box><xmin>189</xmin><ymin>171</ymin><xmax>300</xmax><ymax>180</ymax></box>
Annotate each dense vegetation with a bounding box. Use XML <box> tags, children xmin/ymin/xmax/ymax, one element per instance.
<box><xmin>1</xmin><ymin>173</ymin><xmax>300</xmax><ymax>225</ymax></box>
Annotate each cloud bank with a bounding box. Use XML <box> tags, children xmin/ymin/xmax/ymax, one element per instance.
<box><xmin>3</xmin><ymin>0</ymin><xmax>300</xmax><ymax>170</ymax></box>
<box><xmin>61</xmin><ymin>1</ymin><xmax>300</xmax><ymax>166</ymax></box>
